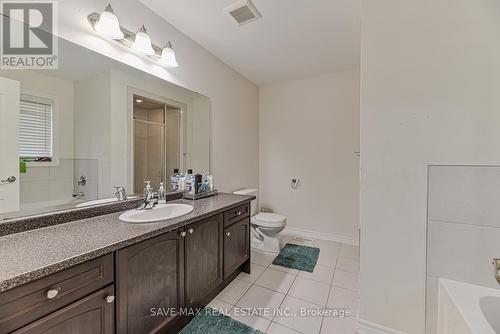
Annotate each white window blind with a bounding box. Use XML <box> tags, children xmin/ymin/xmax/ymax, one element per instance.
<box><xmin>19</xmin><ymin>94</ymin><xmax>53</xmax><ymax>159</ymax></box>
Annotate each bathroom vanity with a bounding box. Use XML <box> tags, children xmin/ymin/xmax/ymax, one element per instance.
<box><xmin>0</xmin><ymin>193</ymin><xmax>253</xmax><ymax>334</ymax></box>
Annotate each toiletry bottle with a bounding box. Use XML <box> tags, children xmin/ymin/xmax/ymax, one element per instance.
<box><xmin>158</xmin><ymin>182</ymin><xmax>166</xmax><ymax>203</ymax></box>
<box><xmin>179</xmin><ymin>172</ymin><xmax>186</xmax><ymax>191</ymax></box>
<box><xmin>207</xmin><ymin>175</ymin><xmax>214</xmax><ymax>191</ymax></box>
<box><xmin>171</xmin><ymin>169</ymin><xmax>180</xmax><ymax>191</ymax></box>
<box><xmin>194</xmin><ymin>174</ymin><xmax>202</xmax><ymax>194</ymax></box>
<box><xmin>144</xmin><ymin>181</ymin><xmax>152</xmax><ymax>197</ymax></box>
<box><xmin>186</xmin><ymin>169</ymin><xmax>194</xmax><ymax>194</ymax></box>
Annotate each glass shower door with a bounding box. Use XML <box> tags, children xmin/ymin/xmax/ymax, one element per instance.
<box><xmin>133</xmin><ymin>119</ymin><xmax>165</xmax><ymax>194</ymax></box>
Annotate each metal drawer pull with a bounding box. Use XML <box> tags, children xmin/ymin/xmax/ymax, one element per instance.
<box><xmin>106</xmin><ymin>295</ymin><xmax>115</xmax><ymax>303</ymax></box>
<box><xmin>236</xmin><ymin>211</ymin><xmax>242</xmax><ymax>216</ymax></box>
<box><xmin>226</xmin><ymin>232</ymin><xmax>231</xmax><ymax>237</ymax></box>
<box><xmin>46</xmin><ymin>289</ymin><xmax>59</xmax><ymax>299</ymax></box>
<box><xmin>188</xmin><ymin>228</ymin><xmax>194</xmax><ymax>234</ymax></box>
<box><xmin>0</xmin><ymin>176</ymin><xmax>16</xmax><ymax>184</ymax></box>
<box><xmin>180</xmin><ymin>231</ymin><xmax>187</xmax><ymax>237</ymax></box>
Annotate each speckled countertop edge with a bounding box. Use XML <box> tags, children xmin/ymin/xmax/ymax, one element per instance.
<box><xmin>0</xmin><ymin>193</ymin><xmax>254</xmax><ymax>292</ymax></box>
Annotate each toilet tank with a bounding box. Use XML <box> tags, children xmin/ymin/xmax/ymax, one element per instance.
<box><xmin>233</xmin><ymin>188</ymin><xmax>258</xmax><ymax>216</ymax></box>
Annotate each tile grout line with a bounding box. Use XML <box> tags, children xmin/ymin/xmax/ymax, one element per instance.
<box><xmin>319</xmin><ymin>242</ymin><xmax>342</xmax><ymax>334</ymax></box>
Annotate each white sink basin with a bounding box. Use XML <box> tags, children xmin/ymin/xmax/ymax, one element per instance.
<box><xmin>119</xmin><ymin>203</ymin><xmax>194</xmax><ymax>223</ymax></box>
<box><xmin>76</xmin><ymin>196</ymin><xmax>138</xmax><ymax>208</ymax></box>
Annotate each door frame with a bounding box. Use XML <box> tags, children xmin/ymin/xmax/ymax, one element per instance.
<box><xmin>126</xmin><ymin>86</ymin><xmax>187</xmax><ymax>194</ymax></box>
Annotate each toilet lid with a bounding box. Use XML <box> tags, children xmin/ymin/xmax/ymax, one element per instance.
<box><xmin>254</xmin><ymin>213</ymin><xmax>286</xmax><ymax>225</ymax></box>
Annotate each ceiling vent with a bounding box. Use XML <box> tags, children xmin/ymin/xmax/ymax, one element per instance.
<box><xmin>225</xmin><ymin>0</ymin><xmax>262</xmax><ymax>26</ymax></box>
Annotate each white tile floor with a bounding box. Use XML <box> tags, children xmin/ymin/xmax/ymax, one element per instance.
<box><xmin>207</xmin><ymin>235</ymin><xmax>360</xmax><ymax>334</ymax></box>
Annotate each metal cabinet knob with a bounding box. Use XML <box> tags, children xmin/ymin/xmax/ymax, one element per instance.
<box><xmin>188</xmin><ymin>228</ymin><xmax>194</xmax><ymax>234</ymax></box>
<box><xmin>46</xmin><ymin>289</ymin><xmax>59</xmax><ymax>299</ymax></box>
<box><xmin>106</xmin><ymin>295</ymin><xmax>115</xmax><ymax>304</ymax></box>
<box><xmin>226</xmin><ymin>232</ymin><xmax>231</xmax><ymax>237</ymax></box>
<box><xmin>180</xmin><ymin>231</ymin><xmax>187</xmax><ymax>237</ymax></box>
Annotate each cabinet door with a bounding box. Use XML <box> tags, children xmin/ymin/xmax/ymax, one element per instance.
<box><xmin>224</xmin><ymin>218</ymin><xmax>250</xmax><ymax>279</ymax></box>
<box><xmin>116</xmin><ymin>231</ymin><xmax>184</xmax><ymax>334</ymax></box>
<box><xmin>13</xmin><ymin>285</ymin><xmax>114</xmax><ymax>334</ymax></box>
<box><xmin>185</xmin><ymin>214</ymin><xmax>223</xmax><ymax>306</ymax></box>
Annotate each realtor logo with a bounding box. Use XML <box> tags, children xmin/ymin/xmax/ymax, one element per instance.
<box><xmin>1</xmin><ymin>0</ymin><xmax>58</xmax><ymax>69</ymax></box>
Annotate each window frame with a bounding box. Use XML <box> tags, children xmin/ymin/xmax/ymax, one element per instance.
<box><xmin>20</xmin><ymin>90</ymin><xmax>59</xmax><ymax>167</ymax></box>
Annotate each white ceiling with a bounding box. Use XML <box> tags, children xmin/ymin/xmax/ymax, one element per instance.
<box><xmin>139</xmin><ymin>0</ymin><xmax>361</xmax><ymax>86</ymax></box>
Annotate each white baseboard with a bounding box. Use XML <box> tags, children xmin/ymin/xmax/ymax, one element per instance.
<box><xmin>283</xmin><ymin>226</ymin><xmax>359</xmax><ymax>246</ymax></box>
<box><xmin>357</xmin><ymin>319</ymin><xmax>408</xmax><ymax>334</ymax></box>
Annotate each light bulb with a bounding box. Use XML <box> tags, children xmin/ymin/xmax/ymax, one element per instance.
<box><xmin>132</xmin><ymin>25</ymin><xmax>155</xmax><ymax>55</ymax></box>
<box><xmin>94</xmin><ymin>4</ymin><xmax>124</xmax><ymax>40</ymax></box>
<box><xmin>160</xmin><ymin>42</ymin><xmax>178</xmax><ymax>68</ymax></box>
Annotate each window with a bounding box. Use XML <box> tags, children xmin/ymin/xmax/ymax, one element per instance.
<box><xmin>19</xmin><ymin>94</ymin><xmax>54</xmax><ymax>162</ymax></box>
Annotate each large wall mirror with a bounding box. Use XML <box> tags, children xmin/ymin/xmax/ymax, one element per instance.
<box><xmin>0</xmin><ymin>35</ymin><xmax>211</xmax><ymax>220</ymax></box>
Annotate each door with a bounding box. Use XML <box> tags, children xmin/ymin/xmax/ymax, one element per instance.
<box><xmin>116</xmin><ymin>230</ymin><xmax>185</xmax><ymax>334</ymax></box>
<box><xmin>184</xmin><ymin>214</ymin><xmax>223</xmax><ymax>306</ymax></box>
<box><xmin>0</xmin><ymin>77</ymin><xmax>20</xmax><ymax>213</ymax></box>
<box><xmin>12</xmin><ymin>285</ymin><xmax>115</xmax><ymax>334</ymax></box>
<box><xmin>224</xmin><ymin>218</ymin><xmax>250</xmax><ymax>279</ymax></box>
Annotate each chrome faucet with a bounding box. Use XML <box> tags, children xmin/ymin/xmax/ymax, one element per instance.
<box><xmin>114</xmin><ymin>186</ymin><xmax>127</xmax><ymax>201</ymax></box>
<box><xmin>493</xmin><ymin>259</ymin><xmax>500</xmax><ymax>284</ymax></box>
<box><xmin>137</xmin><ymin>191</ymin><xmax>158</xmax><ymax>210</ymax></box>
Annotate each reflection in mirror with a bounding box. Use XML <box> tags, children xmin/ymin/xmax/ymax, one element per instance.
<box><xmin>0</xmin><ymin>36</ymin><xmax>210</xmax><ymax>220</ymax></box>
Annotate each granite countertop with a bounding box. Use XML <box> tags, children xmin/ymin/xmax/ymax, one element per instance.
<box><xmin>0</xmin><ymin>193</ymin><xmax>254</xmax><ymax>292</ymax></box>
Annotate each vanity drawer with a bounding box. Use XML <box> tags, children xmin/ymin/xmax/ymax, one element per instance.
<box><xmin>224</xmin><ymin>203</ymin><xmax>250</xmax><ymax>227</ymax></box>
<box><xmin>0</xmin><ymin>254</ymin><xmax>114</xmax><ymax>334</ymax></box>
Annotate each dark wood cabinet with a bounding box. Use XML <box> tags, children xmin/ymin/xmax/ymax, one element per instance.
<box><xmin>0</xmin><ymin>254</ymin><xmax>113</xmax><ymax>334</ymax></box>
<box><xmin>224</xmin><ymin>203</ymin><xmax>250</xmax><ymax>228</ymax></box>
<box><xmin>2</xmin><ymin>200</ymin><xmax>252</xmax><ymax>334</ymax></box>
<box><xmin>116</xmin><ymin>230</ymin><xmax>185</xmax><ymax>334</ymax></box>
<box><xmin>184</xmin><ymin>214</ymin><xmax>223</xmax><ymax>306</ymax></box>
<box><xmin>12</xmin><ymin>285</ymin><xmax>115</xmax><ymax>334</ymax></box>
<box><xmin>223</xmin><ymin>217</ymin><xmax>250</xmax><ymax>279</ymax></box>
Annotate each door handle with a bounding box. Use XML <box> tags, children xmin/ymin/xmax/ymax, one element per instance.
<box><xmin>0</xmin><ymin>176</ymin><xmax>16</xmax><ymax>184</ymax></box>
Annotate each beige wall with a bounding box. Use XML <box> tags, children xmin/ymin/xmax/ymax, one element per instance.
<box><xmin>74</xmin><ymin>71</ymin><xmax>111</xmax><ymax>198</ymax></box>
<box><xmin>359</xmin><ymin>0</ymin><xmax>500</xmax><ymax>333</ymax></box>
<box><xmin>259</xmin><ymin>70</ymin><xmax>360</xmax><ymax>243</ymax></box>
<box><xmin>58</xmin><ymin>0</ymin><xmax>259</xmax><ymax>194</ymax></box>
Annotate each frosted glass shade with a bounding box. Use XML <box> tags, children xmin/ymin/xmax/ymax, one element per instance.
<box><xmin>132</xmin><ymin>26</ymin><xmax>155</xmax><ymax>55</ymax></box>
<box><xmin>160</xmin><ymin>46</ymin><xmax>178</xmax><ymax>68</ymax></box>
<box><xmin>95</xmin><ymin>8</ymin><xmax>124</xmax><ymax>40</ymax></box>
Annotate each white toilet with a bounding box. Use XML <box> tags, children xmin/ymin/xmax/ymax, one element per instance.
<box><xmin>233</xmin><ymin>189</ymin><xmax>287</xmax><ymax>254</ymax></box>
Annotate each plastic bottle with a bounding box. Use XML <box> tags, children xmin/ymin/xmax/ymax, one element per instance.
<box><xmin>207</xmin><ymin>175</ymin><xmax>214</xmax><ymax>191</ymax></box>
<box><xmin>170</xmin><ymin>169</ymin><xmax>180</xmax><ymax>192</ymax></box>
<box><xmin>179</xmin><ymin>172</ymin><xmax>186</xmax><ymax>192</ymax></box>
<box><xmin>186</xmin><ymin>169</ymin><xmax>194</xmax><ymax>194</ymax></box>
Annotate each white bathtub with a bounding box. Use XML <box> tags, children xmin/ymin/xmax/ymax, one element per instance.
<box><xmin>438</xmin><ymin>278</ymin><xmax>500</xmax><ymax>334</ymax></box>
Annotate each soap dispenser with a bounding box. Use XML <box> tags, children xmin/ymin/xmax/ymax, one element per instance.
<box><xmin>144</xmin><ymin>181</ymin><xmax>152</xmax><ymax>197</ymax></box>
<box><xmin>158</xmin><ymin>182</ymin><xmax>166</xmax><ymax>203</ymax></box>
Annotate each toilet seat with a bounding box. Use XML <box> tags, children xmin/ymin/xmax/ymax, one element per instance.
<box><xmin>253</xmin><ymin>213</ymin><xmax>286</xmax><ymax>228</ymax></box>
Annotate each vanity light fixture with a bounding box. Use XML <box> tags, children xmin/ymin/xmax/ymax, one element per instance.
<box><xmin>87</xmin><ymin>9</ymin><xmax>179</xmax><ymax>67</ymax></box>
<box><xmin>94</xmin><ymin>4</ymin><xmax>124</xmax><ymax>40</ymax></box>
<box><xmin>160</xmin><ymin>42</ymin><xmax>179</xmax><ymax>68</ymax></box>
<box><xmin>132</xmin><ymin>25</ymin><xmax>155</xmax><ymax>55</ymax></box>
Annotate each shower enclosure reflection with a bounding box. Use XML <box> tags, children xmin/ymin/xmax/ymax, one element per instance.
<box><xmin>133</xmin><ymin>95</ymin><xmax>182</xmax><ymax>193</ymax></box>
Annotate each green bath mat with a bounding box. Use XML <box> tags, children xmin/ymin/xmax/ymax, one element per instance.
<box><xmin>272</xmin><ymin>243</ymin><xmax>320</xmax><ymax>272</ymax></box>
<box><xmin>179</xmin><ymin>308</ymin><xmax>264</xmax><ymax>334</ymax></box>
